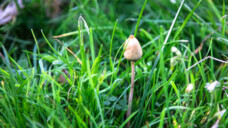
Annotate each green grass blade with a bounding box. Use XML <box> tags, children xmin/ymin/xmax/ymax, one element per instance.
<box><xmin>135</xmin><ymin>1</ymin><xmax>185</xmax><ymax>126</ymax></box>
<box><xmin>119</xmin><ymin>110</ymin><xmax>138</xmax><ymax>128</ymax></box>
<box><xmin>89</xmin><ymin>28</ymin><xmax>95</xmax><ymax>62</ymax></box>
<box><xmin>134</xmin><ymin>0</ymin><xmax>148</xmax><ymax>37</ymax></box>
<box><xmin>158</xmin><ymin>108</ymin><xmax>166</xmax><ymax>128</ymax></box>
<box><xmin>78</xmin><ymin>22</ymin><xmax>86</xmax><ymax>73</ymax></box>
<box><xmin>173</xmin><ymin>0</ymin><xmax>201</xmax><ymax>40</ymax></box>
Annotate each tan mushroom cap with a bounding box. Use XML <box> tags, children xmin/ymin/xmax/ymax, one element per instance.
<box><xmin>124</xmin><ymin>35</ymin><xmax>143</xmax><ymax>61</ymax></box>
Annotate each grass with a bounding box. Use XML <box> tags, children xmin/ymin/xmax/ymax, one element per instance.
<box><xmin>0</xmin><ymin>0</ymin><xmax>228</xmax><ymax>127</ymax></box>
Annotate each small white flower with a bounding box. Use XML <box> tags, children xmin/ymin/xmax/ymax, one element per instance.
<box><xmin>186</xmin><ymin>84</ymin><xmax>194</xmax><ymax>92</ymax></box>
<box><xmin>205</xmin><ymin>81</ymin><xmax>220</xmax><ymax>92</ymax></box>
<box><xmin>147</xmin><ymin>62</ymin><xmax>151</xmax><ymax>66</ymax></box>
<box><xmin>170</xmin><ymin>0</ymin><xmax>176</xmax><ymax>4</ymax></box>
<box><xmin>171</xmin><ymin>46</ymin><xmax>178</xmax><ymax>53</ymax></box>
<box><xmin>171</xmin><ymin>46</ymin><xmax>181</xmax><ymax>57</ymax></box>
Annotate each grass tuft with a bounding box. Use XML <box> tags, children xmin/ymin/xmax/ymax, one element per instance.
<box><xmin>0</xmin><ymin>0</ymin><xmax>227</xmax><ymax>127</ymax></box>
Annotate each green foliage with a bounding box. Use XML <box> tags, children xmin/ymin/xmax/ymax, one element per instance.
<box><xmin>0</xmin><ymin>0</ymin><xmax>228</xmax><ymax>127</ymax></box>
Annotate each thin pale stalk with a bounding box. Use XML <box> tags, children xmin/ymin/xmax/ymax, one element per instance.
<box><xmin>127</xmin><ymin>61</ymin><xmax>135</xmax><ymax>128</ymax></box>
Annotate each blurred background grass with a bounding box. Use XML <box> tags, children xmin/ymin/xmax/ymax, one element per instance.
<box><xmin>0</xmin><ymin>0</ymin><xmax>228</xmax><ymax>127</ymax></box>
<box><xmin>1</xmin><ymin>0</ymin><xmax>227</xmax><ymax>65</ymax></box>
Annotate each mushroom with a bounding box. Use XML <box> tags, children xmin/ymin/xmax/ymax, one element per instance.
<box><xmin>124</xmin><ymin>35</ymin><xmax>143</xmax><ymax>61</ymax></box>
<box><xmin>123</xmin><ymin>35</ymin><xmax>142</xmax><ymax>128</ymax></box>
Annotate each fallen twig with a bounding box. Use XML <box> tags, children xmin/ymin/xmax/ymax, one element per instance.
<box><xmin>54</xmin><ymin>39</ymin><xmax>82</xmax><ymax>65</ymax></box>
<box><xmin>186</xmin><ymin>56</ymin><xmax>228</xmax><ymax>71</ymax></box>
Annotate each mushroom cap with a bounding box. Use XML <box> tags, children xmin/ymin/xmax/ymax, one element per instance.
<box><xmin>124</xmin><ymin>35</ymin><xmax>143</xmax><ymax>61</ymax></box>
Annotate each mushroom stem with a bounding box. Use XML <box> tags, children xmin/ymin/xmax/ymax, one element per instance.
<box><xmin>127</xmin><ymin>61</ymin><xmax>135</xmax><ymax>128</ymax></box>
